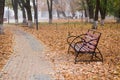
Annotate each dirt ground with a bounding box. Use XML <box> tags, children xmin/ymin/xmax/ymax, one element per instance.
<box><xmin>21</xmin><ymin>22</ymin><xmax>120</xmax><ymax>80</ymax></box>
<box><xmin>0</xmin><ymin>27</ymin><xmax>13</xmax><ymax>71</ymax></box>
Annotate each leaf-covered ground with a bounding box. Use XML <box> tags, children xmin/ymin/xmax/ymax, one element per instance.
<box><xmin>22</xmin><ymin>22</ymin><xmax>120</xmax><ymax>80</ymax></box>
<box><xmin>0</xmin><ymin>27</ymin><xmax>13</xmax><ymax>70</ymax></box>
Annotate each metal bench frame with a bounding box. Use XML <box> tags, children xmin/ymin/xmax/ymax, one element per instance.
<box><xmin>67</xmin><ymin>29</ymin><xmax>103</xmax><ymax>64</ymax></box>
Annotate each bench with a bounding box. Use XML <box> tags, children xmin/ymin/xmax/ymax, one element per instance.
<box><xmin>67</xmin><ymin>29</ymin><xmax>103</xmax><ymax>64</ymax></box>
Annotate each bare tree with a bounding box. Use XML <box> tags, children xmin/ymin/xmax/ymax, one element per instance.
<box><xmin>53</xmin><ymin>0</ymin><xmax>67</xmax><ymax>18</ymax></box>
<box><xmin>92</xmin><ymin>0</ymin><xmax>100</xmax><ymax>29</ymax></box>
<box><xmin>47</xmin><ymin>0</ymin><xmax>53</xmax><ymax>24</ymax></box>
<box><xmin>92</xmin><ymin>0</ymin><xmax>107</xmax><ymax>29</ymax></box>
<box><xmin>81</xmin><ymin>0</ymin><xmax>89</xmax><ymax>22</ymax></box>
<box><xmin>18</xmin><ymin>0</ymin><xmax>27</xmax><ymax>24</ymax></box>
<box><xmin>12</xmin><ymin>0</ymin><xmax>18</xmax><ymax>24</ymax></box>
<box><xmin>33</xmin><ymin>0</ymin><xmax>38</xmax><ymax>30</ymax></box>
<box><xmin>53</xmin><ymin>0</ymin><xmax>60</xmax><ymax>18</ymax></box>
<box><xmin>20</xmin><ymin>0</ymin><xmax>33</xmax><ymax>27</ymax></box>
<box><xmin>99</xmin><ymin>0</ymin><xmax>107</xmax><ymax>25</ymax></box>
<box><xmin>0</xmin><ymin>0</ymin><xmax>5</xmax><ymax>34</ymax></box>
<box><xmin>5</xmin><ymin>0</ymin><xmax>12</xmax><ymax>24</ymax></box>
<box><xmin>118</xmin><ymin>8</ymin><xmax>120</xmax><ymax>22</ymax></box>
<box><xmin>86</xmin><ymin>0</ymin><xmax>94</xmax><ymax>23</ymax></box>
<box><xmin>33</xmin><ymin>0</ymin><xmax>37</xmax><ymax>23</ymax></box>
<box><xmin>69</xmin><ymin>0</ymin><xmax>79</xmax><ymax>19</ymax></box>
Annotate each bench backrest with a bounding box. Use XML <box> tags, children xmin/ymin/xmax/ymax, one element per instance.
<box><xmin>84</xmin><ymin>29</ymin><xmax>101</xmax><ymax>51</ymax></box>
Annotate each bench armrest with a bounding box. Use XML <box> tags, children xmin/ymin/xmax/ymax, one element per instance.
<box><xmin>67</xmin><ymin>34</ymin><xmax>86</xmax><ymax>45</ymax></box>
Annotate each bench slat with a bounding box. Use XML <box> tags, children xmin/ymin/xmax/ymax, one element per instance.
<box><xmin>70</xmin><ymin>29</ymin><xmax>101</xmax><ymax>53</ymax></box>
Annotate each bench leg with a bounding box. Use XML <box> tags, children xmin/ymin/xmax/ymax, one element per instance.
<box><xmin>100</xmin><ymin>52</ymin><xmax>103</xmax><ymax>62</ymax></box>
<box><xmin>90</xmin><ymin>53</ymin><xmax>95</xmax><ymax>62</ymax></box>
<box><xmin>74</xmin><ymin>52</ymin><xmax>79</xmax><ymax>64</ymax></box>
<box><xmin>92</xmin><ymin>52</ymin><xmax>103</xmax><ymax>62</ymax></box>
<box><xmin>96</xmin><ymin>52</ymin><xmax>103</xmax><ymax>62</ymax></box>
<box><xmin>96</xmin><ymin>48</ymin><xmax>103</xmax><ymax>62</ymax></box>
<box><xmin>68</xmin><ymin>45</ymin><xmax>71</xmax><ymax>54</ymax></box>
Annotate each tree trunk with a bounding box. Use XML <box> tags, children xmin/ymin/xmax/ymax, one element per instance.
<box><xmin>26</xmin><ymin>7</ymin><xmax>33</xmax><ymax>27</ymax></box>
<box><xmin>56</xmin><ymin>10</ymin><xmax>60</xmax><ymax>18</ymax></box>
<box><xmin>21</xmin><ymin>0</ymin><xmax>33</xmax><ymax>27</ymax></box>
<box><xmin>117</xmin><ymin>9</ymin><xmax>120</xmax><ymax>23</ymax></box>
<box><xmin>100</xmin><ymin>0</ymin><xmax>107</xmax><ymax>26</ymax></box>
<box><xmin>84</xmin><ymin>9</ymin><xmax>89</xmax><ymax>22</ymax></box>
<box><xmin>47</xmin><ymin>0</ymin><xmax>53</xmax><ymax>24</ymax></box>
<box><xmin>71</xmin><ymin>12</ymin><xmax>75</xmax><ymax>19</ymax></box>
<box><xmin>116</xmin><ymin>4</ymin><xmax>120</xmax><ymax>23</ymax></box>
<box><xmin>61</xmin><ymin>11</ymin><xmax>66</xmax><ymax>18</ymax></box>
<box><xmin>82</xmin><ymin>0</ymin><xmax>89</xmax><ymax>22</ymax></box>
<box><xmin>86</xmin><ymin>0</ymin><xmax>94</xmax><ymax>23</ymax></box>
<box><xmin>12</xmin><ymin>0</ymin><xmax>18</xmax><ymax>25</ymax></box>
<box><xmin>0</xmin><ymin>0</ymin><xmax>5</xmax><ymax>34</ymax></box>
<box><xmin>8</xmin><ymin>5</ymin><xmax>10</xmax><ymax>24</ymax></box>
<box><xmin>18</xmin><ymin>0</ymin><xmax>27</xmax><ymax>24</ymax></box>
<box><xmin>25</xmin><ymin>0</ymin><xmax>33</xmax><ymax>27</ymax></box>
<box><xmin>33</xmin><ymin>0</ymin><xmax>37</xmax><ymax>23</ymax></box>
<box><xmin>33</xmin><ymin>0</ymin><xmax>38</xmax><ymax>30</ymax></box>
<box><xmin>53</xmin><ymin>0</ymin><xmax>60</xmax><ymax>18</ymax></box>
<box><xmin>92</xmin><ymin>0</ymin><xmax>100</xmax><ymax>29</ymax></box>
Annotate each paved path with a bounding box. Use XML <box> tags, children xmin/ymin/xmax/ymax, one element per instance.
<box><xmin>0</xmin><ymin>27</ymin><xmax>54</xmax><ymax>80</ymax></box>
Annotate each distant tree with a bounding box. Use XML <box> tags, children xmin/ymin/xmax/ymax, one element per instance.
<box><xmin>5</xmin><ymin>0</ymin><xmax>12</xmax><ymax>24</ymax></box>
<box><xmin>53</xmin><ymin>0</ymin><xmax>66</xmax><ymax>18</ymax></box>
<box><xmin>20</xmin><ymin>0</ymin><xmax>33</xmax><ymax>27</ymax></box>
<box><xmin>5</xmin><ymin>0</ymin><xmax>12</xmax><ymax>7</ymax></box>
<box><xmin>59</xmin><ymin>0</ymin><xmax>67</xmax><ymax>18</ymax></box>
<box><xmin>99</xmin><ymin>0</ymin><xmax>107</xmax><ymax>25</ymax></box>
<box><xmin>69</xmin><ymin>0</ymin><xmax>78</xmax><ymax>19</ymax></box>
<box><xmin>32</xmin><ymin>0</ymin><xmax>38</xmax><ymax>30</ymax></box>
<box><xmin>0</xmin><ymin>0</ymin><xmax>5</xmax><ymax>34</ymax></box>
<box><xmin>117</xmin><ymin>8</ymin><xmax>120</xmax><ymax>23</ymax></box>
<box><xmin>47</xmin><ymin>0</ymin><xmax>53</xmax><ymax>24</ymax></box>
<box><xmin>86</xmin><ymin>0</ymin><xmax>95</xmax><ymax>23</ymax></box>
<box><xmin>11</xmin><ymin>0</ymin><xmax>19</xmax><ymax>24</ymax></box>
<box><xmin>18</xmin><ymin>0</ymin><xmax>27</xmax><ymax>24</ymax></box>
<box><xmin>81</xmin><ymin>0</ymin><xmax>89</xmax><ymax>22</ymax></box>
<box><xmin>113</xmin><ymin>0</ymin><xmax>120</xmax><ymax>22</ymax></box>
<box><xmin>107</xmin><ymin>0</ymin><xmax>120</xmax><ymax>22</ymax></box>
<box><xmin>92</xmin><ymin>0</ymin><xmax>100</xmax><ymax>29</ymax></box>
<box><xmin>53</xmin><ymin>0</ymin><xmax>60</xmax><ymax>18</ymax></box>
<box><xmin>33</xmin><ymin>0</ymin><xmax>37</xmax><ymax>23</ymax></box>
<box><xmin>92</xmin><ymin>0</ymin><xmax>108</xmax><ymax>29</ymax></box>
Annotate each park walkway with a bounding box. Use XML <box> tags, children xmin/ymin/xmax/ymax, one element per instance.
<box><xmin>0</xmin><ymin>27</ymin><xmax>54</xmax><ymax>80</ymax></box>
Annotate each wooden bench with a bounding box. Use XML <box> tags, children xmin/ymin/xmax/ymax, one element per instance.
<box><xmin>67</xmin><ymin>29</ymin><xmax>103</xmax><ymax>64</ymax></box>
